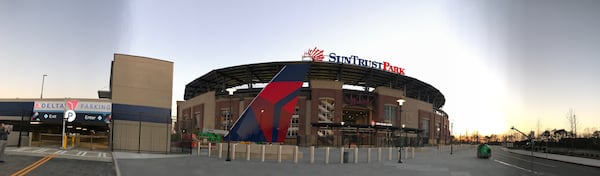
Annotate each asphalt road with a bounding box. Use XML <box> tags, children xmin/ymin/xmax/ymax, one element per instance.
<box><xmin>0</xmin><ymin>154</ymin><xmax>115</xmax><ymax>176</ymax></box>
<box><xmin>3</xmin><ymin>145</ymin><xmax>598</xmax><ymax>176</ymax></box>
<box><xmin>117</xmin><ymin>145</ymin><xmax>600</xmax><ymax>176</ymax></box>
<box><xmin>491</xmin><ymin>146</ymin><xmax>600</xmax><ymax>176</ymax></box>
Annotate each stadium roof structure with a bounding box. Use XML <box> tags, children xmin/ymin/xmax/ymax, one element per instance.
<box><xmin>184</xmin><ymin>61</ymin><xmax>446</xmax><ymax>109</ymax></box>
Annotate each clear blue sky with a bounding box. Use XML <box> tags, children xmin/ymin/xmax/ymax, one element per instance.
<box><xmin>1</xmin><ymin>0</ymin><xmax>599</xmax><ymax>136</ymax></box>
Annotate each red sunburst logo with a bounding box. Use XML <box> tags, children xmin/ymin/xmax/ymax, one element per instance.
<box><xmin>302</xmin><ymin>47</ymin><xmax>324</xmax><ymax>62</ymax></box>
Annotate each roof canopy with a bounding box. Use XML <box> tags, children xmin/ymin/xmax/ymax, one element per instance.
<box><xmin>184</xmin><ymin>61</ymin><xmax>445</xmax><ymax>108</ymax></box>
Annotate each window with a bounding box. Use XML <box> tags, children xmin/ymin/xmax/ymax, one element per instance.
<box><xmin>287</xmin><ymin>106</ymin><xmax>300</xmax><ymax>138</ymax></box>
<box><xmin>220</xmin><ymin>108</ymin><xmax>231</xmax><ymax>130</ymax></box>
<box><xmin>317</xmin><ymin>97</ymin><xmax>335</xmax><ymax>123</ymax></box>
<box><xmin>383</xmin><ymin>105</ymin><xmax>396</xmax><ymax>125</ymax></box>
<box><xmin>422</xmin><ymin>119</ymin><xmax>430</xmax><ymax>137</ymax></box>
<box><xmin>317</xmin><ymin>98</ymin><xmax>335</xmax><ymax>136</ymax></box>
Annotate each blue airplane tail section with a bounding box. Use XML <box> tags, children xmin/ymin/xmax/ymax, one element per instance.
<box><xmin>226</xmin><ymin>64</ymin><xmax>309</xmax><ymax>142</ymax></box>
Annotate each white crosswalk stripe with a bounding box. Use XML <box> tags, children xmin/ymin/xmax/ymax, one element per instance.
<box><xmin>75</xmin><ymin>151</ymin><xmax>88</xmax><ymax>156</ymax></box>
<box><xmin>54</xmin><ymin>150</ymin><xmax>68</xmax><ymax>155</ymax></box>
<box><xmin>33</xmin><ymin>148</ymin><xmax>49</xmax><ymax>153</ymax></box>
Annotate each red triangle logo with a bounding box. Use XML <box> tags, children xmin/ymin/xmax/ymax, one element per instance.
<box><xmin>66</xmin><ymin>100</ymin><xmax>78</xmax><ymax>110</ymax></box>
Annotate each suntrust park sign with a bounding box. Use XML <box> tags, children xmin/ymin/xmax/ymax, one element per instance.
<box><xmin>302</xmin><ymin>47</ymin><xmax>405</xmax><ymax>75</ymax></box>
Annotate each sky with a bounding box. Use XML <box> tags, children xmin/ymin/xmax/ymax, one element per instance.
<box><xmin>1</xmin><ymin>0</ymin><xmax>599</xmax><ymax>136</ymax></box>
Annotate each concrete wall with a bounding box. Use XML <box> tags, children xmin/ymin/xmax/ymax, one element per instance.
<box><xmin>177</xmin><ymin>91</ymin><xmax>216</xmax><ymax>131</ymax></box>
<box><xmin>373</xmin><ymin>86</ymin><xmax>404</xmax><ymax>97</ymax></box>
<box><xmin>402</xmin><ymin>97</ymin><xmax>433</xmax><ymax>129</ymax></box>
<box><xmin>373</xmin><ymin>86</ymin><xmax>405</xmax><ymax>126</ymax></box>
<box><xmin>111</xmin><ymin>54</ymin><xmax>173</xmax><ymax>109</ymax></box>
<box><xmin>110</xmin><ymin>54</ymin><xmax>173</xmax><ymax>153</ymax></box>
<box><xmin>111</xmin><ymin>120</ymin><xmax>171</xmax><ymax>153</ymax></box>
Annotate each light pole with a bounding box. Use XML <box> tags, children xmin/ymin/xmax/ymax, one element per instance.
<box><xmin>511</xmin><ymin>126</ymin><xmax>535</xmax><ymax>172</ymax></box>
<box><xmin>40</xmin><ymin>74</ymin><xmax>47</xmax><ymax>99</ymax></box>
<box><xmin>437</xmin><ymin>127</ymin><xmax>441</xmax><ymax>150</ymax></box>
<box><xmin>450</xmin><ymin>122</ymin><xmax>454</xmax><ymax>155</ymax></box>
<box><xmin>397</xmin><ymin>98</ymin><xmax>404</xmax><ymax>163</ymax></box>
<box><xmin>225</xmin><ymin>88</ymin><xmax>236</xmax><ymax>162</ymax></box>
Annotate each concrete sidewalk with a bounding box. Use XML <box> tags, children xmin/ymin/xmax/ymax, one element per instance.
<box><xmin>112</xmin><ymin>151</ymin><xmax>191</xmax><ymax>159</ymax></box>
<box><xmin>504</xmin><ymin>147</ymin><xmax>600</xmax><ymax>168</ymax></box>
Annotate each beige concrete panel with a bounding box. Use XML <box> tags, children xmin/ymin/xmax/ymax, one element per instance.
<box><xmin>140</xmin><ymin>122</ymin><xmax>169</xmax><ymax>152</ymax></box>
<box><xmin>178</xmin><ymin>91</ymin><xmax>216</xmax><ymax>130</ymax></box>
<box><xmin>374</xmin><ymin>86</ymin><xmax>404</xmax><ymax>97</ymax></box>
<box><xmin>112</xmin><ymin>120</ymin><xmax>140</xmax><ymax>151</ymax></box>
<box><xmin>111</xmin><ymin>54</ymin><xmax>173</xmax><ymax>109</ymax></box>
<box><xmin>309</xmin><ymin>80</ymin><xmax>343</xmax><ymax>90</ymax></box>
<box><xmin>401</xmin><ymin>97</ymin><xmax>433</xmax><ymax>129</ymax></box>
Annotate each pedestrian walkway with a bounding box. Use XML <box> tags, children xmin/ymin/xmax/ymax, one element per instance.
<box><xmin>6</xmin><ymin>146</ymin><xmax>112</xmax><ymax>162</ymax></box>
<box><xmin>503</xmin><ymin>147</ymin><xmax>600</xmax><ymax>168</ymax></box>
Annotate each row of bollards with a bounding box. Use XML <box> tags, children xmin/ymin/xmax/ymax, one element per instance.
<box><xmin>198</xmin><ymin>142</ymin><xmax>416</xmax><ymax>164</ymax></box>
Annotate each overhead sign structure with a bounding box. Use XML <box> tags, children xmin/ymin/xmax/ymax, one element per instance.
<box><xmin>302</xmin><ymin>47</ymin><xmax>406</xmax><ymax>75</ymax></box>
<box><xmin>32</xmin><ymin>100</ymin><xmax>112</xmax><ymax>124</ymax></box>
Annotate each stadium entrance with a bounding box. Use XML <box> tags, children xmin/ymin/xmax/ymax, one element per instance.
<box><xmin>342</xmin><ymin>108</ymin><xmax>370</xmax><ymax>125</ymax></box>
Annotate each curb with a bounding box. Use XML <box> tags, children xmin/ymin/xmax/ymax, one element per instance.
<box><xmin>504</xmin><ymin>148</ymin><xmax>600</xmax><ymax>168</ymax></box>
<box><xmin>112</xmin><ymin>152</ymin><xmax>121</xmax><ymax>176</ymax></box>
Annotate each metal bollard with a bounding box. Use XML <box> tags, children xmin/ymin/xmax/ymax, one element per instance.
<box><xmin>219</xmin><ymin>143</ymin><xmax>223</xmax><ymax>158</ymax></box>
<box><xmin>294</xmin><ymin>146</ymin><xmax>298</xmax><ymax>163</ymax></box>
<box><xmin>208</xmin><ymin>143</ymin><xmax>212</xmax><ymax>157</ymax></box>
<box><xmin>354</xmin><ymin>147</ymin><xmax>358</xmax><ymax>164</ymax></box>
<box><xmin>340</xmin><ymin>147</ymin><xmax>345</xmax><ymax>164</ymax></box>
<box><xmin>388</xmin><ymin>147</ymin><xmax>392</xmax><ymax>161</ymax></box>
<box><xmin>261</xmin><ymin>145</ymin><xmax>266</xmax><ymax>162</ymax></box>
<box><xmin>405</xmin><ymin>147</ymin><xmax>408</xmax><ymax>159</ymax></box>
<box><xmin>325</xmin><ymin>147</ymin><xmax>330</xmax><ymax>164</ymax></box>
<box><xmin>367</xmin><ymin>148</ymin><xmax>371</xmax><ymax>163</ymax></box>
<box><xmin>378</xmin><ymin>148</ymin><xmax>382</xmax><ymax>162</ymax></box>
<box><xmin>411</xmin><ymin>147</ymin><xmax>415</xmax><ymax>159</ymax></box>
<box><xmin>310</xmin><ymin>146</ymin><xmax>315</xmax><ymax>164</ymax></box>
<box><xmin>246</xmin><ymin>144</ymin><xmax>251</xmax><ymax>161</ymax></box>
<box><xmin>232</xmin><ymin>144</ymin><xmax>236</xmax><ymax>160</ymax></box>
<box><xmin>277</xmin><ymin>145</ymin><xmax>282</xmax><ymax>163</ymax></box>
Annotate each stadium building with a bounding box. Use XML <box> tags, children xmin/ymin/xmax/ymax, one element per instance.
<box><xmin>177</xmin><ymin>48</ymin><xmax>449</xmax><ymax>147</ymax></box>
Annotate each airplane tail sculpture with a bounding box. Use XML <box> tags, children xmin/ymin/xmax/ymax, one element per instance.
<box><xmin>226</xmin><ymin>64</ymin><xmax>309</xmax><ymax>143</ymax></box>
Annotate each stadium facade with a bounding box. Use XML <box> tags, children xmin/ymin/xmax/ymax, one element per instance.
<box><xmin>177</xmin><ymin>48</ymin><xmax>449</xmax><ymax>147</ymax></box>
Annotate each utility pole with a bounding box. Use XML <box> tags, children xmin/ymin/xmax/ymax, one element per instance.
<box><xmin>450</xmin><ymin>122</ymin><xmax>453</xmax><ymax>155</ymax></box>
<box><xmin>40</xmin><ymin>74</ymin><xmax>47</xmax><ymax>99</ymax></box>
<box><xmin>511</xmin><ymin>126</ymin><xmax>534</xmax><ymax>172</ymax></box>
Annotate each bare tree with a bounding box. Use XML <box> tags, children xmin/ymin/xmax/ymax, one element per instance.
<box><xmin>566</xmin><ymin>109</ymin><xmax>578</xmax><ymax>138</ymax></box>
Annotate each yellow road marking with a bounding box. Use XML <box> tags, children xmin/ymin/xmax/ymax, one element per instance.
<box><xmin>11</xmin><ymin>154</ymin><xmax>57</xmax><ymax>176</ymax></box>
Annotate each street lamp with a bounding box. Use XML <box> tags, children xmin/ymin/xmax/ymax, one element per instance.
<box><xmin>437</xmin><ymin>127</ymin><xmax>441</xmax><ymax>150</ymax></box>
<box><xmin>397</xmin><ymin>98</ymin><xmax>404</xmax><ymax>163</ymax></box>
<box><xmin>450</xmin><ymin>122</ymin><xmax>454</xmax><ymax>155</ymax></box>
<box><xmin>40</xmin><ymin>74</ymin><xmax>47</xmax><ymax>99</ymax></box>
<box><xmin>225</xmin><ymin>88</ymin><xmax>236</xmax><ymax>162</ymax></box>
